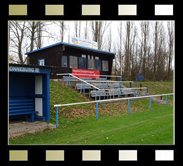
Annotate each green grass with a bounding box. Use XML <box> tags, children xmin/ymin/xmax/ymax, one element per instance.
<box><xmin>9</xmin><ymin>102</ymin><xmax>173</xmax><ymax>145</ymax></box>
<box><xmin>9</xmin><ymin>80</ymin><xmax>174</xmax><ymax>145</ymax></box>
<box><xmin>122</xmin><ymin>81</ymin><xmax>174</xmax><ymax>102</ymax></box>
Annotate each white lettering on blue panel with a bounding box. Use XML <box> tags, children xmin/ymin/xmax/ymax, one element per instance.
<box><xmin>9</xmin><ymin>66</ymin><xmax>40</xmax><ymax>73</ymax></box>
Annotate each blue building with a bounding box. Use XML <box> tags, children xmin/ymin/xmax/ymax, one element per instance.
<box><xmin>9</xmin><ymin>63</ymin><xmax>52</xmax><ymax>122</ymax></box>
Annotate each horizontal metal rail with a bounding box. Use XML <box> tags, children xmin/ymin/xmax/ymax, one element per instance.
<box><xmin>56</xmin><ymin>73</ymin><xmax>122</xmax><ymax>77</ymax></box>
<box><xmin>70</xmin><ymin>74</ymin><xmax>100</xmax><ymax>90</ymax></box>
<box><xmin>101</xmin><ymin>87</ymin><xmax>147</xmax><ymax>90</ymax></box>
<box><xmin>85</xmin><ymin>80</ymin><xmax>133</xmax><ymax>83</ymax></box>
<box><xmin>54</xmin><ymin>93</ymin><xmax>174</xmax><ymax>107</ymax></box>
<box><xmin>54</xmin><ymin>93</ymin><xmax>173</xmax><ymax>127</ymax></box>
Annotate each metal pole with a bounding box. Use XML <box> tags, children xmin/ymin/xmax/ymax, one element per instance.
<box><xmin>56</xmin><ymin>107</ymin><xmax>58</xmax><ymax>128</ymax></box>
<box><xmin>96</xmin><ymin>102</ymin><xmax>98</xmax><ymax>120</ymax></box>
<box><xmin>166</xmin><ymin>95</ymin><xmax>167</xmax><ymax>106</ymax></box>
<box><xmin>69</xmin><ymin>75</ymin><xmax>70</xmax><ymax>87</ymax></box>
<box><xmin>54</xmin><ymin>93</ymin><xmax>174</xmax><ymax>107</ymax></box>
<box><xmin>99</xmin><ymin>90</ymin><xmax>101</xmax><ymax>100</ymax></box>
<box><xmin>83</xmin><ymin>82</ymin><xmax>85</xmax><ymax>94</ymax></box>
<box><xmin>137</xmin><ymin>73</ymin><xmax>139</xmax><ymax>82</ymax></box>
<box><xmin>128</xmin><ymin>99</ymin><xmax>130</xmax><ymax>114</ymax></box>
<box><xmin>150</xmin><ymin>97</ymin><xmax>151</xmax><ymax>110</ymax></box>
<box><xmin>118</xmin><ymin>89</ymin><xmax>120</xmax><ymax>102</ymax></box>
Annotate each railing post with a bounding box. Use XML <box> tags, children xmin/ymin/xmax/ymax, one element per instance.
<box><xmin>83</xmin><ymin>82</ymin><xmax>85</xmax><ymax>94</ymax></box>
<box><xmin>149</xmin><ymin>97</ymin><xmax>151</xmax><ymax>110</ymax></box>
<box><xmin>56</xmin><ymin>107</ymin><xmax>58</xmax><ymax>128</ymax></box>
<box><xmin>140</xmin><ymin>84</ymin><xmax>142</xmax><ymax>91</ymax></box>
<box><xmin>89</xmin><ymin>75</ymin><xmax>90</xmax><ymax>84</ymax></box>
<box><xmin>103</xmin><ymin>82</ymin><xmax>104</xmax><ymax>89</ymax></box>
<box><xmin>128</xmin><ymin>99</ymin><xmax>130</xmax><ymax>114</ymax></box>
<box><xmin>118</xmin><ymin>89</ymin><xmax>120</xmax><ymax>102</ymax></box>
<box><xmin>132</xmin><ymin>82</ymin><xmax>133</xmax><ymax>89</ymax></box>
<box><xmin>166</xmin><ymin>95</ymin><xmax>167</xmax><ymax>106</ymax></box>
<box><xmin>99</xmin><ymin>90</ymin><xmax>101</xmax><ymax>100</ymax></box>
<box><xmin>134</xmin><ymin>89</ymin><xmax>135</xmax><ymax>100</ymax></box>
<box><xmin>69</xmin><ymin>75</ymin><xmax>70</xmax><ymax>87</ymax></box>
<box><xmin>119</xmin><ymin>75</ymin><xmax>122</xmax><ymax>87</ymax></box>
<box><xmin>96</xmin><ymin>102</ymin><xmax>98</xmax><ymax>120</ymax></box>
<box><xmin>130</xmin><ymin>82</ymin><xmax>131</xmax><ymax>88</ymax></box>
<box><xmin>106</xmin><ymin>76</ymin><xmax>107</xmax><ymax>84</ymax></box>
<box><xmin>137</xmin><ymin>73</ymin><xmax>139</xmax><ymax>82</ymax></box>
<box><xmin>146</xmin><ymin>87</ymin><xmax>148</xmax><ymax>96</ymax></box>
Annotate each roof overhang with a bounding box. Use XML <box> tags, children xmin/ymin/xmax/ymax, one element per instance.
<box><xmin>25</xmin><ymin>42</ymin><xmax>116</xmax><ymax>56</ymax></box>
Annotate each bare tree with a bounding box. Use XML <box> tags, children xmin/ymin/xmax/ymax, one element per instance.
<box><xmin>36</xmin><ymin>22</ymin><xmax>42</xmax><ymax>49</ymax></box>
<box><xmin>9</xmin><ymin>21</ymin><xmax>27</xmax><ymax>64</ymax></box>
<box><xmin>140</xmin><ymin>22</ymin><xmax>150</xmax><ymax>78</ymax></box>
<box><xmin>91</xmin><ymin>21</ymin><xmax>111</xmax><ymax>50</ymax></box>
<box><xmin>167</xmin><ymin>21</ymin><xmax>174</xmax><ymax>78</ymax></box>
<box><xmin>124</xmin><ymin>21</ymin><xmax>132</xmax><ymax>80</ymax></box>
<box><xmin>74</xmin><ymin>21</ymin><xmax>81</xmax><ymax>38</ymax></box>
<box><xmin>118</xmin><ymin>22</ymin><xmax>123</xmax><ymax>76</ymax></box>
<box><xmin>84</xmin><ymin>21</ymin><xmax>88</xmax><ymax>39</ymax></box>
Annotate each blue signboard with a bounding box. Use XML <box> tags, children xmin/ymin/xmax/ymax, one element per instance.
<box><xmin>9</xmin><ymin>66</ymin><xmax>40</xmax><ymax>73</ymax></box>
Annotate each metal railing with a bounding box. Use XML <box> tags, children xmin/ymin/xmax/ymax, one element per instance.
<box><xmin>57</xmin><ymin>73</ymin><xmax>135</xmax><ymax>93</ymax></box>
<box><xmin>54</xmin><ymin>93</ymin><xmax>174</xmax><ymax>127</ymax></box>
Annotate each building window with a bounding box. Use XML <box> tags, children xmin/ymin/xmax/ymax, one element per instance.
<box><xmin>95</xmin><ymin>56</ymin><xmax>99</xmax><ymax>60</ymax></box>
<box><xmin>79</xmin><ymin>57</ymin><xmax>86</xmax><ymax>69</ymax></box>
<box><xmin>61</xmin><ymin>55</ymin><xmax>67</xmax><ymax>67</ymax></box>
<box><xmin>95</xmin><ymin>59</ymin><xmax>101</xmax><ymax>71</ymax></box>
<box><xmin>88</xmin><ymin>55</ymin><xmax>90</xmax><ymax>59</ymax></box>
<box><xmin>82</xmin><ymin>54</ymin><xmax>86</xmax><ymax>58</ymax></box>
<box><xmin>102</xmin><ymin>60</ymin><xmax>109</xmax><ymax>71</ymax></box>
<box><xmin>38</xmin><ymin>59</ymin><xmax>45</xmax><ymax>66</ymax></box>
<box><xmin>69</xmin><ymin>56</ymin><xmax>78</xmax><ymax>68</ymax></box>
<box><xmin>91</xmin><ymin>55</ymin><xmax>94</xmax><ymax>59</ymax></box>
<box><xmin>87</xmin><ymin>59</ymin><xmax>95</xmax><ymax>70</ymax></box>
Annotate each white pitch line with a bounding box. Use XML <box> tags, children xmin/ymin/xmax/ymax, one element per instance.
<box><xmin>66</xmin><ymin>114</ymin><xmax>173</xmax><ymax>143</ymax></box>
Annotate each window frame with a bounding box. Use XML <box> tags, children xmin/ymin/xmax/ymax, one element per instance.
<box><xmin>69</xmin><ymin>55</ymin><xmax>78</xmax><ymax>69</ymax></box>
<box><xmin>102</xmin><ymin>60</ymin><xmax>109</xmax><ymax>71</ymax></box>
<box><xmin>61</xmin><ymin>55</ymin><xmax>68</xmax><ymax>68</ymax></box>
